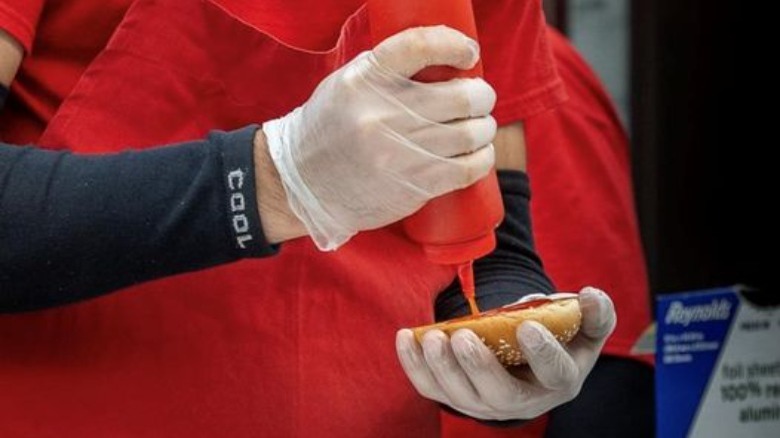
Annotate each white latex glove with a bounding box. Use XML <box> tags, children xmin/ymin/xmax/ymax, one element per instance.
<box><xmin>395</xmin><ymin>287</ymin><xmax>617</xmax><ymax>420</ymax></box>
<box><xmin>263</xmin><ymin>26</ymin><xmax>497</xmax><ymax>250</ymax></box>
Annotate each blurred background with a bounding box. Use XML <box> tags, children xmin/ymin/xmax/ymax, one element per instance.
<box><xmin>543</xmin><ymin>0</ymin><xmax>767</xmax><ymax>297</ymax></box>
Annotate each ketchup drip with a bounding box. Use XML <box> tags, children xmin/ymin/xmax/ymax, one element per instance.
<box><xmin>457</xmin><ymin>261</ymin><xmax>480</xmax><ymax>315</ymax></box>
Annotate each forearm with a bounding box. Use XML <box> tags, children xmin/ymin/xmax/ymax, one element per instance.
<box><xmin>0</xmin><ymin>29</ymin><xmax>23</xmax><ymax>87</ymax></box>
<box><xmin>0</xmin><ymin>127</ymin><xmax>282</xmax><ymax>312</ymax></box>
<box><xmin>494</xmin><ymin>121</ymin><xmax>527</xmax><ymax>171</ymax></box>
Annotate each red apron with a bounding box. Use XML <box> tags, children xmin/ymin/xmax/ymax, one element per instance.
<box><xmin>0</xmin><ymin>1</ymin><xmax>456</xmax><ymax>436</ymax></box>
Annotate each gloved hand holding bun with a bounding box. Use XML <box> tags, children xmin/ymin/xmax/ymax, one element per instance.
<box><xmin>395</xmin><ymin>287</ymin><xmax>617</xmax><ymax>421</ymax></box>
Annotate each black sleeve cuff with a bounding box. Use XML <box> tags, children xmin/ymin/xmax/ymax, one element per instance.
<box><xmin>210</xmin><ymin>126</ymin><xmax>277</xmax><ymax>257</ymax></box>
<box><xmin>1</xmin><ymin>126</ymin><xmax>277</xmax><ymax>313</ymax></box>
<box><xmin>0</xmin><ymin>84</ymin><xmax>8</xmax><ymax>109</ymax></box>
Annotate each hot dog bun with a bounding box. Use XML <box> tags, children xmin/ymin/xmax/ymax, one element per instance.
<box><xmin>412</xmin><ymin>296</ymin><xmax>582</xmax><ymax>367</ymax></box>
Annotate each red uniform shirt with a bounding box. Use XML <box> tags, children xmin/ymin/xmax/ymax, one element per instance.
<box><xmin>0</xmin><ymin>1</ymin><xmax>571</xmax><ymax>437</ymax></box>
<box><xmin>441</xmin><ymin>27</ymin><xmax>652</xmax><ymax>438</ymax></box>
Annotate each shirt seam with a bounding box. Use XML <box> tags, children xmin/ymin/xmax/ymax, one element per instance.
<box><xmin>493</xmin><ymin>78</ymin><xmax>568</xmax><ymax>125</ymax></box>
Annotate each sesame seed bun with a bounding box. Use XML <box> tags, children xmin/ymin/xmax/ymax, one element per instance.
<box><xmin>411</xmin><ymin>296</ymin><xmax>582</xmax><ymax>367</ymax></box>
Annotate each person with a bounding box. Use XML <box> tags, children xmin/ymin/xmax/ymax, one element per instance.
<box><xmin>441</xmin><ymin>27</ymin><xmax>655</xmax><ymax>438</ymax></box>
<box><xmin>0</xmin><ymin>0</ymin><xmax>617</xmax><ymax>436</ymax></box>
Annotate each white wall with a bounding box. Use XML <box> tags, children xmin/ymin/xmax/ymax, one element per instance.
<box><xmin>568</xmin><ymin>0</ymin><xmax>630</xmax><ymax>127</ymax></box>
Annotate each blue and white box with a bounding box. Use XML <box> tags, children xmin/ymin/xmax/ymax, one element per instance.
<box><xmin>656</xmin><ymin>285</ymin><xmax>780</xmax><ymax>437</ymax></box>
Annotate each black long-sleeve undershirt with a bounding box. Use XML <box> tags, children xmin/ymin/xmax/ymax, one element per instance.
<box><xmin>1</xmin><ymin>126</ymin><xmax>277</xmax><ymax>312</ymax></box>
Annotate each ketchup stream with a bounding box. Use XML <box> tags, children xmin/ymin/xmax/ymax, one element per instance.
<box><xmin>457</xmin><ymin>261</ymin><xmax>480</xmax><ymax>315</ymax></box>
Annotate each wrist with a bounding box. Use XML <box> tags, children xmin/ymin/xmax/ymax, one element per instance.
<box><xmin>494</xmin><ymin>122</ymin><xmax>527</xmax><ymax>171</ymax></box>
<box><xmin>253</xmin><ymin>129</ymin><xmax>307</xmax><ymax>244</ymax></box>
<box><xmin>0</xmin><ymin>29</ymin><xmax>23</xmax><ymax>87</ymax></box>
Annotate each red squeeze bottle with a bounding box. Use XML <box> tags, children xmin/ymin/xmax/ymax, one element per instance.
<box><xmin>368</xmin><ymin>0</ymin><xmax>505</xmax><ymax>315</ymax></box>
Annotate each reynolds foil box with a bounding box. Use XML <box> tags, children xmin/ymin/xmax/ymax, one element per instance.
<box><xmin>656</xmin><ymin>286</ymin><xmax>780</xmax><ymax>437</ymax></box>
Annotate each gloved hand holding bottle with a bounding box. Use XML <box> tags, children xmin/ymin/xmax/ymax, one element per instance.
<box><xmin>262</xmin><ymin>26</ymin><xmax>497</xmax><ymax>250</ymax></box>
